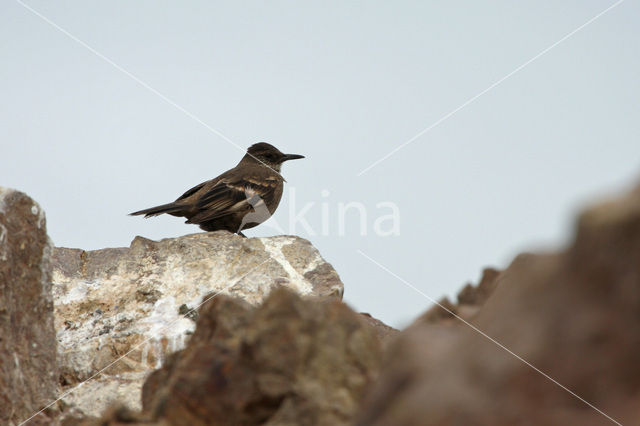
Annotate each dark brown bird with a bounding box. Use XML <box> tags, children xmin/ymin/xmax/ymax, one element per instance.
<box><xmin>130</xmin><ymin>143</ymin><xmax>304</xmax><ymax>235</ymax></box>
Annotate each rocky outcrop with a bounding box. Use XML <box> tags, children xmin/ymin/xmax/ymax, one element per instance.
<box><xmin>86</xmin><ymin>292</ymin><xmax>388</xmax><ymax>426</ymax></box>
<box><xmin>357</xmin><ymin>184</ymin><xmax>640</xmax><ymax>426</ymax></box>
<box><xmin>141</xmin><ymin>288</ymin><xmax>382</xmax><ymax>425</ymax></box>
<box><xmin>52</xmin><ymin>232</ymin><xmax>344</xmax><ymax>419</ymax></box>
<box><xmin>358</xmin><ymin>313</ymin><xmax>398</xmax><ymax>343</ymax></box>
<box><xmin>417</xmin><ymin>267</ymin><xmax>501</xmax><ymax>324</ymax></box>
<box><xmin>6</xmin><ymin>176</ymin><xmax>640</xmax><ymax>426</ymax></box>
<box><xmin>0</xmin><ymin>188</ymin><xmax>58</xmax><ymax>425</ymax></box>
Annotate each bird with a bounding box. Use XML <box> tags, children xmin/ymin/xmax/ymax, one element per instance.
<box><xmin>129</xmin><ymin>142</ymin><xmax>304</xmax><ymax>235</ymax></box>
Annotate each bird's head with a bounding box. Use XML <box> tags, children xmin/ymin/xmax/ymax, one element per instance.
<box><xmin>241</xmin><ymin>142</ymin><xmax>305</xmax><ymax>172</ymax></box>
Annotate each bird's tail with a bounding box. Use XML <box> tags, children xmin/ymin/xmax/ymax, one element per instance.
<box><xmin>129</xmin><ymin>202</ymin><xmax>184</xmax><ymax>218</ymax></box>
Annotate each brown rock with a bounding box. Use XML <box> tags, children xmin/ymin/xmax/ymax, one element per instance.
<box><xmin>416</xmin><ymin>296</ymin><xmax>458</xmax><ymax>324</ymax></box>
<box><xmin>456</xmin><ymin>267</ymin><xmax>500</xmax><ymax>305</ymax></box>
<box><xmin>142</xmin><ymin>288</ymin><xmax>382</xmax><ymax>426</ymax></box>
<box><xmin>359</xmin><ymin>313</ymin><xmax>397</xmax><ymax>342</ymax></box>
<box><xmin>0</xmin><ymin>187</ymin><xmax>58</xmax><ymax>425</ymax></box>
<box><xmin>414</xmin><ymin>267</ymin><xmax>501</xmax><ymax>327</ymax></box>
<box><xmin>357</xmin><ymin>183</ymin><xmax>640</xmax><ymax>426</ymax></box>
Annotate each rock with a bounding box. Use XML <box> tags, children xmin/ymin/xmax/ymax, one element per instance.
<box><xmin>416</xmin><ymin>296</ymin><xmax>458</xmax><ymax>324</ymax></box>
<box><xmin>357</xmin><ymin>183</ymin><xmax>640</xmax><ymax>425</ymax></box>
<box><xmin>416</xmin><ymin>267</ymin><xmax>501</xmax><ymax>325</ymax></box>
<box><xmin>358</xmin><ymin>313</ymin><xmax>398</xmax><ymax>342</ymax></box>
<box><xmin>52</xmin><ymin>232</ymin><xmax>344</xmax><ymax>418</ymax></box>
<box><xmin>141</xmin><ymin>288</ymin><xmax>382</xmax><ymax>425</ymax></box>
<box><xmin>0</xmin><ymin>187</ymin><xmax>58</xmax><ymax>425</ymax></box>
<box><xmin>456</xmin><ymin>267</ymin><xmax>500</xmax><ymax>306</ymax></box>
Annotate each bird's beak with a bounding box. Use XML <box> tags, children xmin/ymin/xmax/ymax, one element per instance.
<box><xmin>282</xmin><ymin>153</ymin><xmax>305</xmax><ymax>161</ymax></box>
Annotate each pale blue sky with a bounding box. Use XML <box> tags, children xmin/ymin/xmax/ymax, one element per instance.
<box><xmin>2</xmin><ymin>1</ymin><xmax>639</xmax><ymax>327</ymax></box>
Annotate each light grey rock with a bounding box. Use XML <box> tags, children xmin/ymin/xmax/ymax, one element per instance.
<box><xmin>51</xmin><ymin>231</ymin><xmax>343</xmax><ymax>418</ymax></box>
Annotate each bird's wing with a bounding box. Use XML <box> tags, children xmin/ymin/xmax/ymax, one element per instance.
<box><xmin>175</xmin><ymin>181</ymin><xmax>207</xmax><ymax>202</ymax></box>
<box><xmin>186</xmin><ymin>175</ymin><xmax>281</xmax><ymax>224</ymax></box>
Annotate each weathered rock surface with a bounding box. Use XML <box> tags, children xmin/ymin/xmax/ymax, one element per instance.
<box><xmin>52</xmin><ymin>232</ymin><xmax>344</xmax><ymax>418</ymax></box>
<box><xmin>9</xmin><ymin>176</ymin><xmax>640</xmax><ymax>426</ymax></box>
<box><xmin>0</xmin><ymin>187</ymin><xmax>58</xmax><ymax>425</ymax></box>
<box><xmin>358</xmin><ymin>313</ymin><xmax>398</xmax><ymax>343</ymax></box>
<box><xmin>140</xmin><ymin>288</ymin><xmax>382</xmax><ymax>425</ymax></box>
<box><xmin>357</xmin><ymin>184</ymin><xmax>640</xmax><ymax>426</ymax></box>
<box><xmin>417</xmin><ymin>267</ymin><xmax>501</xmax><ymax>324</ymax></box>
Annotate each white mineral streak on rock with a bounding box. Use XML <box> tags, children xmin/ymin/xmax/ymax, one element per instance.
<box><xmin>139</xmin><ymin>296</ymin><xmax>195</xmax><ymax>368</ymax></box>
<box><xmin>55</xmin><ymin>278</ymin><xmax>91</xmax><ymax>305</ymax></box>
<box><xmin>0</xmin><ymin>224</ymin><xmax>7</xmax><ymax>261</ymax></box>
<box><xmin>52</xmin><ymin>231</ymin><xmax>343</xmax><ymax>418</ymax></box>
<box><xmin>304</xmin><ymin>254</ymin><xmax>323</xmax><ymax>274</ymax></box>
<box><xmin>260</xmin><ymin>236</ymin><xmax>313</xmax><ymax>294</ymax></box>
